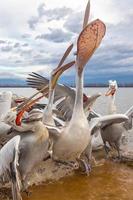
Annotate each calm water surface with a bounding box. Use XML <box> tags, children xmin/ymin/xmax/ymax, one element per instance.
<box><xmin>1</xmin><ymin>87</ymin><xmax>133</xmax><ymax>114</ymax></box>
<box><xmin>1</xmin><ymin>87</ymin><xmax>133</xmax><ymax>200</ymax></box>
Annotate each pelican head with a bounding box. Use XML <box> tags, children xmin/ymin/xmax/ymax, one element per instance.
<box><xmin>105</xmin><ymin>80</ymin><xmax>118</xmax><ymax>96</ymax></box>
<box><xmin>15</xmin><ymin>61</ymin><xmax>75</xmax><ymax>126</ymax></box>
<box><xmin>84</xmin><ymin>93</ymin><xmax>102</xmax><ymax>112</ymax></box>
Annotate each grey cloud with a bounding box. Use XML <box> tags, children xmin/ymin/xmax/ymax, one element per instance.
<box><xmin>37</xmin><ymin>3</ymin><xmax>45</xmax><ymax>17</ymax></box>
<box><xmin>14</xmin><ymin>42</ymin><xmax>20</xmax><ymax>48</ymax></box>
<box><xmin>28</xmin><ymin>3</ymin><xmax>72</xmax><ymax>30</ymax></box>
<box><xmin>15</xmin><ymin>60</ymin><xmax>23</xmax><ymax>64</ymax></box>
<box><xmin>31</xmin><ymin>53</ymin><xmax>59</xmax><ymax>66</ymax></box>
<box><xmin>64</xmin><ymin>11</ymin><xmax>83</xmax><ymax>34</ymax></box>
<box><xmin>82</xmin><ymin>16</ymin><xmax>133</xmax><ymax>77</ymax></box>
<box><xmin>36</xmin><ymin>28</ymin><xmax>73</xmax><ymax>43</ymax></box>
<box><xmin>19</xmin><ymin>49</ymin><xmax>32</xmax><ymax>56</ymax></box>
<box><xmin>45</xmin><ymin>7</ymin><xmax>72</xmax><ymax>21</ymax></box>
<box><xmin>37</xmin><ymin>3</ymin><xmax>72</xmax><ymax>20</ymax></box>
<box><xmin>1</xmin><ymin>45</ymin><xmax>12</xmax><ymax>52</ymax></box>
<box><xmin>0</xmin><ymin>40</ymin><xmax>6</xmax><ymax>44</ymax></box>
<box><xmin>22</xmin><ymin>43</ymin><xmax>29</xmax><ymax>47</ymax></box>
<box><xmin>28</xmin><ymin>16</ymin><xmax>39</xmax><ymax>30</ymax></box>
<box><xmin>21</xmin><ymin>33</ymin><xmax>31</xmax><ymax>39</ymax></box>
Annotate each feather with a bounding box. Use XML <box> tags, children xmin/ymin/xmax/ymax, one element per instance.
<box><xmin>0</xmin><ymin>135</ymin><xmax>20</xmax><ymax>181</ymax></box>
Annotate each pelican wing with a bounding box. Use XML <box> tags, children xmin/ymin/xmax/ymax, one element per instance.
<box><xmin>0</xmin><ymin>122</ymin><xmax>11</xmax><ymax>139</ymax></box>
<box><xmin>53</xmin><ymin>115</ymin><xmax>66</xmax><ymax>126</ymax></box>
<box><xmin>90</xmin><ymin>114</ymin><xmax>128</xmax><ymax>135</ymax></box>
<box><xmin>45</xmin><ymin>124</ymin><xmax>63</xmax><ymax>140</ymax></box>
<box><xmin>27</xmin><ymin>72</ymin><xmax>49</xmax><ymax>94</ymax></box>
<box><xmin>27</xmin><ymin>72</ymin><xmax>76</xmax><ymax>120</ymax></box>
<box><xmin>56</xmin><ymin>95</ymin><xmax>75</xmax><ymax>121</ymax></box>
<box><xmin>100</xmin><ymin>114</ymin><xmax>128</xmax><ymax>128</ymax></box>
<box><xmin>0</xmin><ymin>136</ymin><xmax>20</xmax><ymax>183</ymax></box>
<box><xmin>87</xmin><ymin>110</ymin><xmax>101</xmax><ymax>121</ymax></box>
<box><xmin>27</xmin><ymin>72</ymin><xmax>75</xmax><ymax>102</ymax></box>
<box><xmin>124</xmin><ymin>105</ymin><xmax>133</xmax><ymax>130</ymax></box>
<box><xmin>27</xmin><ymin>70</ymin><xmax>102</xmax><ymax>122</ymax></box>
<box><xmin>27</xmin><ymin>72</ymin><xmax>100</xmax><ymax>121</ymax></box>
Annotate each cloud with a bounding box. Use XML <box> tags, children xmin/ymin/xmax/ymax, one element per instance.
<box><xmin>0</xmin><ymin>0</ymin><xmax>133</xmax><ymax>84</ymax></box>
<box><xmin>28</xmin><ymin>16</ymin><xmax>39</xmax><ymax>30</ymax></box>
<box><xmin>0</xmin><ymin>40</ymin><xmax>6</xmax><ymax>44</ymax></box>
<box><xmin>1</xmin><ymin>45</ymin><xmax>12</xmax><ymax>52</ymax></box>
<box><xmin>28</xmin><ymin>3</ymin><xmax>72</xmax><ymax>30</ymax></box>
<box><xmin>14</xmin><ymin>42</ymin><xmax>20</xmax><ymax>48</ymax></box>
<box><xmin>36</xmin><ymin>28</ymin><xmax>73</xmax><ymax>43</ymax></box>
<box><xmin>21</xmin><ymin>33</ymin><xmax>32</xmax><ymax>39</ymax></box>
<box><xmin>64</xmin><ymin>11</ymin><xmax>83</xmax><ymax>34</ymax></box>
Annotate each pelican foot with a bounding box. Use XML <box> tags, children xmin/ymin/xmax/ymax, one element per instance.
<box><xmin>23</xmin><ymin>189</ymin><xmax>32</xmax><ymax>197</ymax></box>
<box><xmin>111</xmin><ymin>155</ymin><xmax>122</xmax><ymax>162</ymax></box>
<box><xmin>7</xmin><ymin>127</ymin><xmax>14</xmax><ymax>135</ymax></box>
<box><xmin>21</xmin><ymin>180</ymin><xmax>31</xmax><ymax>196</ymax></box>
<box><xmin>92</xmin><ymin>156</ymin><xmax>105</xmax><ymax>167</ymax></box>
<box><xmin>76</xmin><ymin>158</ymin><xmax>91</xmax><ymax>176</ymax></box>
<box><xmin>104</xmin><ymin>144</ymin><xmax>111</xmax><ymax>158</ymax></box>
<box><xmin>43</xmin><ymin>154</ymin><xmax>51</xmax><ymax>161</ymax></box>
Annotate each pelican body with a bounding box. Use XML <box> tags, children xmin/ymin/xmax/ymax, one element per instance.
<box><xmin>50</xmin><ymin>18</ymin><xmax>106</xmax><ymax>165</ymax></box>
<box><xmin>101</xmin><ymin>80</ymin><xmax>127</xmax><ymax>158</ymax></box>
<box><xmin>18</xmin><ymin>120</ymin><xmax>49</xmax><ymax>183</ymax></box>
<box><xmin>52</xmin><ymin>72</ymin><xmax>90</xmax><ymax>161</ymax></box>
<box><xmin>0</xmin><ymin>110</ymin><xmax>49</xmax><ymax>200</ymax></box>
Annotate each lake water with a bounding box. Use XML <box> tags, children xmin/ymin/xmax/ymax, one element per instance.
<box><xmin>0</xmin><ymin>87</ymin><xmax>133</xmax><ymax>114</ymax></box>
<box><xmin>0</xmin><ymin>87</ymin><xmax>133</xmax><ymax>200</ymax></box>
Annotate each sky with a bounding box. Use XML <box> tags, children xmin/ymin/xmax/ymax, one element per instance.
<box><xmin>0</xmin><ymin>0</ymin><xmax>133</xmax><ymax>85</ymax></box>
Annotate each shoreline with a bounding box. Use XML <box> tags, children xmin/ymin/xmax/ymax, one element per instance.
<box><xmin>0</xmin><ymin>85</ymin><xmax>133</xmax><ymax>88</ymax></box>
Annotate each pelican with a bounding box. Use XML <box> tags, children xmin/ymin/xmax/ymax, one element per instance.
<box><xmin>0</xmin><ymin>54</ymin><xmax>75</xmax><ymax>200</ymax></box>
<box><xmin>1</xmin><ymin>43</ymin><xmax>75</xmax><ymax>148</ymax></box>
<box><xmin>87</xmin><ymin>80</ymin><xmax>132</xmax><ymax>159</ymax></box>
<box><xmin>17</xmin><ymin>44</ymin><xmax>75</xmax><ymax>128</ymax></box>
<box><xmin>100</xmin><ymin>80</ymin><xmax>133</xmax><ymax>158</ymax></box>
<box><xmin>26</xmin><ymin>15</ymin><xmax>106</xmax><ymax>175</ymax></box>
<box><xmin>11</xmin><ymin>94</ymin><xmax>27</xmax><ymax>108</ymax></box>
<box><xmin>26</xmin><ymin>1</ymin><xmax>128</xmax><ymax>172</ymax></box>
<box><xmin>0</xmin><ymin>109</ymin><xmax>49</xmax><ymax>200</ymax></box>
<box><xmin>43</xmin><ymin>20</ymin><xmax>128</xmax><ymax>171</ymax></box>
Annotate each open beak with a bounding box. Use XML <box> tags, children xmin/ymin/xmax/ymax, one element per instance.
<box><xmin>50</xmin><ymin>61</ymin><xmax>75</xmax><ymax>89</ymax></box>
<box><xmin>77</xmin><ymin>19</ymin><xmax>106</xmax><ymax>75</ymax></box>
<box><xmin>105</xmin><ymin>88</ymin><xmax>116</xmax><ymax>96</ymax></box>
<box><xmin>16</xmin><ymin>94</ymin><xmax>44</xmax><ymax>126</ymax></box>
<box><xmin>17</xmin><ymin>84</ymin><xmax>49</xmax><ymax>112</ymax></box>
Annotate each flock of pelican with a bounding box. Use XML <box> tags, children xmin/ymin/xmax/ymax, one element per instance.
<box><xmin>0</xmin><ymin>1</ymin><xmax>133</xmax><ymax>200</ymax></box>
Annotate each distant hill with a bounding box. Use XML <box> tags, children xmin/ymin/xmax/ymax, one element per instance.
<box><xmin>0</xmin><ymin>78</ymin><xmax>26</xmax><ymax>87</ymax></box>
<box><xmin>0</xmin><ymin>76</ymin><xmax>133</xmax><ymax>87</ymax></box>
